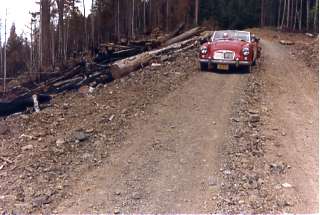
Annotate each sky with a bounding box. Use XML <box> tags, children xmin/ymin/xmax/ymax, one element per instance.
<box><xmin>0</xmin><ymin>0</ymin><xmax>92</xmax><ymax>42</ymax></box>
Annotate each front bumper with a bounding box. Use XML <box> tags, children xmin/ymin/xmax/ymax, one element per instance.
<box><xmin>200</xmin><ymin>59</ymin><xmax>251</xmax><ymax>67</ymax></box>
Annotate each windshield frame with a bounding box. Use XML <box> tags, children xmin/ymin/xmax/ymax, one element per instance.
<box><xmin>211</xmin><ymin>30</ymin><xmax>251</xmax><ymax>42</ymax></box>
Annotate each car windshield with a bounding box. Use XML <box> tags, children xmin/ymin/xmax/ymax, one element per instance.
<box><xmin>212</xmin><ymin>31</ymin><xmax>250</xmax><ymax>42</ymax></box>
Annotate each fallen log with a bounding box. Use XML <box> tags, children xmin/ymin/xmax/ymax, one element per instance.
<box><xmin>75</xmin><ymin>70</ymin><xmax>113</xmax><ymax>87</ymax></box>
<box><xmin>110</xmin><ymin>53</ymin><xmax>154</xmax><ymax>79</ymax></box>
<box><xmin>305</xmin><ymin>33</ymin><xmax>315</xmax><ymax>38</ymax></box>
<box><xmin>22</xmin><ymin>65</ymin><xmax>83</xmax><ymax>97</ymax></box>
<box><xmin>110</xmin><ymin>34</ymin><xmax>203</xmax><ymax>80</ymax></box>
<box><xmin>279</xmin><ymin>40</ymin><xmax>295</xmax><ymax>45</ymax></box>
<box><xmin>52</xmin><ymin>76</ymin><xmax>84</xmax><ymax>88</ymax></box>
<box><xmin>100</xmin><ymin>43</ymin><xmax>130</xmax><ymax>51</ymax></box>
<box><xmin>164</xmin><ymin>27</ymin><xmax>201</xmax><ymax>46</ymax></box>
<box><xmin>170</xmin><ymin>23</ymin><xmax>185</xmax><ymax>38</ymax></box>
<box><xmin>2</xmin><ymin>28</ymin><xmax>204</xmax><ymax>117</ymax></box>
<box><xmin>198</xmin><ymin>31</ymin><xmax>214</xmax><ymax>44</ymax></box>
<box><xmin>149</xmin><ymin>36</ymin><xmax>199</xmax><ymax>56</ymax></box>
<box><xmin>0</xmin><ymin>94</ymin><xmax>51</xmax><ymax>117</ymax></box>
<box><xmin>174</xmin><ymin>42</ymin><xmax>197</xmax><ymax>54</ymax></box>
<box><xmin>94</xmin><ymin>46</ymin><xmax>144</xmax><ymax>64</ymax></box>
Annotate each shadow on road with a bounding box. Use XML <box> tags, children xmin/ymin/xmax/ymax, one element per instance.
<box><xmin>200</xmin><ymin>67</ymin><xmax>252</xmax><ymax>75</ymax></box>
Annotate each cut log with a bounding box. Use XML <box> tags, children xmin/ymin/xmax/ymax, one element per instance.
<box><xmin>0</xmin><ymin>94</ymin><xmax>51</xmax><ymax>117</ymax></box>
<box><xmin>174</xmin><ymin>42</ymin><xmax>197</xmax><ymax>54</ymax></box>
<box><xmin>109</xmin><ymin>32</ymin><xmax>204</xmax><ymax>80</ymax></box>
<box><xmin>279</xmin><ymin>40</ymin><xmax>295</xmax><ymax>45</ymax></box>
<box><xmin>164</xmin><ymin>27</ymin><xmax>202</xmax><ymax>46</ymax></box>
<box><xmin>32</xmin><ymin>95</ymin><xmax>40</xmax><ymax>113</ymax></box>
<box><xmin>110</xmin><ymin>53</ymin><xmax>154</xmax><ymax>79</ymax></box>
<box><xmin>1</xmin><ymin>28</ymin><xmax>205</xmax><ymax>116</ymax></box>
<box><xmin>76</xmin><ymin>71</ymin><xmax>113</xmax><ymax>87</ymax></box>
<box><xmin>100</xmin><ymin>43</ymin><xmax>130</xmax><ymax>51</ymax></box>
<box><xmin>149</xmin><ymin>36</ymin><xmax>199</xmax><ymax>56</ymax></box>
<box><xmin>305</xmin><ymin>33</ymin><xmax>315</xmax><ymax>37</ymax></box>
<box><xmin>170</xmin><ymin>23</ymin><xmax>186</xmax><ymax>38</ymax></box>
<box><xmin>22</xmin><ymin>65</ymin><xmax>82</xmax><ymax>96</ymax></box>
<box><xmin>52</xmin><ymin>76</ymin><xmax>84</xmax><ymax>88</ymax></box>
<box><xmin>94</xmin><ymin>47</ymin><xmax>144</xmax><ymax>64</ymax></box>
<box><xmin>199</xmin><ymin>31</ymin><xmax>214</xmax><ymax>44</ymax></box>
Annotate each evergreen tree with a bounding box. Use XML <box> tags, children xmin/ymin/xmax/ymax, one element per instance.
<box><xmin>6</xmin><ymin>24</ymin><xmax>30</xmax><ymax>77</ymax></box>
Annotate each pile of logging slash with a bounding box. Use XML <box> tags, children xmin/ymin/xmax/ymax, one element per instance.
<box><xmin>0</xmin><ymin>27</ymin><xmax>211</xmax><ymax>117</ymax></box>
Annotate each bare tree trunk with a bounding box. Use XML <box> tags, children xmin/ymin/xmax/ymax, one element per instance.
<box><xmin>83</xmin><ymin>0</ymin><xmax>87</xmax><ymax>51</ymax></box>
<box><xmin>39</xmin><ymin>3</ymin><xmax>43</xmax><ymax>70</ymax></box>
<box><xmin>117</xmin><ymin>0</ymin><xmax>120</xmax><ymax>41</ymax></box>
<box><xmin>298</xmin><ymin>0</ymin><xmax>302</xmax><ymax>31</ymax></box>
<box><xmin>166</xmin><ymin>0</ymin><xmax>169</xmax><ymax>32</ymax></box>
<box><xmin>290</xmin><ymin>0</ymin><xmax>296</xmax><ymax>30</ymax></box>
<box><xmin>261</xmin><ymin>0</ymin><xmax>265</xmax><ymax>26</ymax></box>
<box><xmin>314</xmin><ymin>0</ymin><xmax>319</xmax><ymax>32</ymax></box>
<box><xmin>306</xmin><ymin>0</ymin><xmax>310</xmax><ymax>31</ymax></box>
<box><xmin>30</xmin><ymin>18</ymin><xmax>33</xmax><ymax>75</ymax></box>
<box><xmin>64</xmin><ymin>17</ymin><xmax>69</xmax><ymax>61</ymax></box>
<box><xmin>40</xmin><ymin>0</ymin><xmax>51</xmax><ymax>70</ymax></box>
<box><xmin>149</xmin><ymin>0</ymin><xmax>152</xmax><ymax>31</ymax></box>
<box><xmin>3</xmin><ymin>9</ymin><xmax>7</xmax><ymax>93</ymax></box>
<box><xmin>0</xmin><ymin>20</ymin><xmax>2</xmax><ymax>81</ymax></box>
<box><xmin>91</xmin><ymin>0</ymin><xmax>95</xmax><ymax>50</ymax></box>
<box><xmin>57</xmin><ymin>0</ymin><xmax>64</xmax><ymax>63</ymax></box>
<box><xmin>286</xmin><ymin>0</ymin><xmax>290</xmax><ymax>28</ymax></box>
<box><xmin>281</xmin><ymin>0</ymin><xmax>287</xmax><ymax>29</ymax></box>
<box><xmin>278</xmin><ymin>0</ymin><xmax>283</xmax><ymax>28</ymax></box>
<box><xmin>293</xmin><ymin>0</ymin><xmax>298</xmax><ymax>30</ymax></box>
<box><xmin>113</xmin><ymin>0</ymin><xmax>116</xmax><ymax>40</ymax></box>
<box><xmin>143</xmin><ymin>0</ymin><xmax>147</xmax><ymax>33</ymax></box>
<box><xmin>131</xmin><ymin>0</ymin><xmax>135</xmax><ymax>39</ymax></box>
<box><xmin>195</xmin><ymin>0</ymin><xmax>199</xmax><ymax>25</ymax></box>
<box><xmin>51</xmin><ymin>23</ymin><xmax>55</xmax><ymax>67</ymax></box>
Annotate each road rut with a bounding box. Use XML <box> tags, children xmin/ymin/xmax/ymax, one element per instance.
<box><xmin>56</xmin><ymin>71</ymin><xmax>248</xmax><ymax>213</ymax></box>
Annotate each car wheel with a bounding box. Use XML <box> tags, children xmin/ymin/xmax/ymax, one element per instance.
<box><xmin>200</xmin><ymin>62</ymin><xmax>209</xmax><ymax>71</ymax></box>
<box><xmin>243</xmin><ymin>65</ymin><xmax>251</xmax><ymax>73</ymax></box>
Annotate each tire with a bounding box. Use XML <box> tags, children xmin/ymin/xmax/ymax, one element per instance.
<box><xmin>200</xmin><ymin>62</ymin><xmax>209</xmax><ymax>71</ymax></box>
<box><xmin>243</xmin><ymin>65</ymin><xmax>251</xmax><ymax>73</ymax></box>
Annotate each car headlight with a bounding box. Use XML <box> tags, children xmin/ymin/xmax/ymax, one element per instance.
<box><xmin>200</xmin><ymin>47</ymin><xmax>208</xmax><ymax>55</ymax></box>
<box><xmin>242</xmin><ymin>47</ymin><xmax>250</xmax><ymax>56</ymax></box>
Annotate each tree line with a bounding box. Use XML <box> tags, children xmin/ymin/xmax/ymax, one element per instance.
<box><xmin>0</xmin><ymin>0</ymin><xmax>318</xmax><ymax>90</ymax></box>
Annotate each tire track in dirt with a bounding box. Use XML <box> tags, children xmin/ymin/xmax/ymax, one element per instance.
<box><xmin>55</xmin><ymin>71</ymin><xmax>248</xmax><ymax>213</ymax></box>
<box><xmin>218</xmin><ymin>39</ymin><xmax>318</xmax><ymax>213</ymax></box>
<box><xmin>260</xmin><ymin>39</ymin><xmax>318</xmax><ymax>213</ymax></box>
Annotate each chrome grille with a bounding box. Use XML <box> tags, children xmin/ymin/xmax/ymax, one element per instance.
<box><xmin>224</xmin><ymin>52</ymin><xmax>234</xmax><ymax>60</ymax></box>
<box><xmin>213</xmin><ymin>50</ymin><xmax>235</xmax><ymax>60</ymax></box>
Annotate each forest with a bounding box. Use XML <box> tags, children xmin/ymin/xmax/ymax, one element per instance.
<box><xmin>0</xmin><ymin>0</ymin><xmax>319</xmax><ymax>91</ymax></box>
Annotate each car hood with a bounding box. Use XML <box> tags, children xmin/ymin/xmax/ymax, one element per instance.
<box><xmin>209</xmin><ymin>39</ymin><xmax>249</xmax><ymax>52</ymax></box>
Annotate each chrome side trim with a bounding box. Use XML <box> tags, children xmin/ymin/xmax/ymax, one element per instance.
<box><xmin>199</xmin><ymin>59</ymin><xmax>251</xmax><ymax>66</ymax></box>
<box><xmin>200</xmin><ymin>59</ymin><xmax>210</xmax><ymax>63</ymax></box>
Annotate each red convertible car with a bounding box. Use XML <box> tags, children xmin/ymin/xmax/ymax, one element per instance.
<box><xmin>199</xmin><ymin>30</ymin><xmax>261</xmax><ymax>72</ymax></box>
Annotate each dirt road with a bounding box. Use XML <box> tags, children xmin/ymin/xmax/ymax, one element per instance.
<box><xmin>0</xmin><ymin>32</ymin><xmax>318</xmax><ymax>214</ymax></box>
<box><xmin>55</xmin><ymin>71</ymin><xmax>248</xmax><ymax>213</ymax></box>
<box><xmin>260</xmin><ymin>40</ymin><xmax>318</xmax><ymax>212</ymax></box>
<box><xmin>56</xmin><ymin>38</ymin><xmax>318</xmax><ymax>213</ymax></box>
